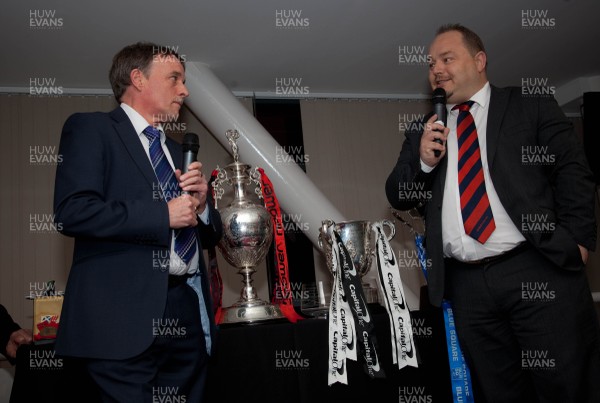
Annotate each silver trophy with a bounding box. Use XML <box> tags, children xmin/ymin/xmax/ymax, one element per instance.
<box><xmin>213</xmin><ymin>130</ymin><xmax>285</xmax><ymax>324</ymax></box>
<box><xmin>318</xmin><ymin>219</ymin><xmax>395</xmax><ymax>303</ymax></box>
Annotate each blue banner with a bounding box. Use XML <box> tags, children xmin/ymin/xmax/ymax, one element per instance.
<box><xmin>413</xmin><ymin>233</ymin><xmax>475</xmax><ymax>403</ymax></box>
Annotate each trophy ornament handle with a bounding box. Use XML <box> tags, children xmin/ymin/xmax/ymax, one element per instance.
<box><xmin>318</xmin><ymin>219</ymin><xmax>335</xmax><ymax>250</ymax></box>
<box><xmin>389</xmin><ymin>207</ymin><xmax>425</xmax><ymax>236</ymax></box>
<box><xmin>225</xmin><ymin>129</ymin><xmax>240</xmax><ymax>163</ymax></box>
<box><xmin>211</xmin><ymin>166</ymin><xmax>228</xmax><ymax>209</ymax></box>
<box><xmin>380</xmin><ymin>219</ymin><xmax>395</xmax><ymax>241</ymax></box>
<box><xmin>249</xmin><ymin>167</ymin><xmax>264</xmax><ymax>200</ymax></box>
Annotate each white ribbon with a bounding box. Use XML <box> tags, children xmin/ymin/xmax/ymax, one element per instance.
<box><xmin>373</xmin><ymin>221</ymin><xmax>419</xmax><ymax>369</ymax></box>
<box><xmin>327</xmin><ymin>226</ymin><xmax>357</xmax><ymax>385</ymax></box>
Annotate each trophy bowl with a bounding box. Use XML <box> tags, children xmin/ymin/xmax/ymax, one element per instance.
<box><xmin>218</xmin><ymin>192</ymin><xmax>273</xmax><ymax>272</ymax></box>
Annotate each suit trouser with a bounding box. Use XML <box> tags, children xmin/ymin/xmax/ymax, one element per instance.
<box><xmin>87</xmin><ymin>278</ymin><xmax>209</xmax><ymax>403</ymax></box>
<box><xmin>445</xmin><ymin>244</ymin><xmax>600</xmax><ymax>403</ymax></box>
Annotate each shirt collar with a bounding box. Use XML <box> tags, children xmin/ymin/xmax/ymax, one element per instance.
<box><xmin>120</xmin><ymin>103</ymin><xmax>166</xmax><ymax>142</ymax></box>
<box><xmin>448</xmin><ymin>81</ymin><xmax>491</xmax><ymax>113</ymax></box>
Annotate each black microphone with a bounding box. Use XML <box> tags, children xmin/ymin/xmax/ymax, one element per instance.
<box><xmin>182</xmin><ymin>133</ymin><xmax>200</xmax><ymax>194</ymax></box>
<box><xmin>432</xmin><ymin>88</ymin><xmax>447</xmax><ymax>157</ymax></box>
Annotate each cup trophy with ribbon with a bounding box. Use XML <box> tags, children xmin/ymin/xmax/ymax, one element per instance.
<box><xmin>212</xmin><ymin>130</ymin><xmax>285</xmax><ymax>324</ymax></box>
<box><xmin>319</xmin><ymin>218</ymin><xmax>419</xmax><ymax>386</ymax></box>
<box><xmin>318</xmin><ymin>219</ymin><xmax>395</xmax><ymax>303</ymax></box>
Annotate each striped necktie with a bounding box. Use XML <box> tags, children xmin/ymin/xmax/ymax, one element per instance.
<box><xmin>454</xmin><ymin>101</ymin><xmax>495</xmax><ymax>243</ymax></box>
<box><xmin>143</xmin><ymin>126</ymin><xmax>197</xmax><ymax>264</ymax></box>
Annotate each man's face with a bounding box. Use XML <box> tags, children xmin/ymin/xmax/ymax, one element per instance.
<box><xmin>428</xmin><ymin>31</ymin><xmax>486</xmax><ymax>104</ymax></box>
<box><xmin>139</xmin><ymin>54</ymin><xmax>189</xmax><ymax>124</ymax></box>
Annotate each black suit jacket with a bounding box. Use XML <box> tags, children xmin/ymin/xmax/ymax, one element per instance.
<box><xmin>386</xmin><ymin>85</ymin><xmax>596</xmax><ymax>306</ymax></box>
<box><xmin>53</xmin><ymin>107</ymin><xmax>222</xmax><ymax>359</ymax></box>
<box><xmin>0</xmin><ymin>304</ymin><xmax>21</xmax><ymax>364</ymax></box>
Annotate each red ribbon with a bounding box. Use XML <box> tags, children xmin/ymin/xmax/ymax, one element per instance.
<box><xmin>209</xmin><ymin>170</ymin><xmax>224</xmax><ymax>324</ymax></box>
<box><xmin>258</xmin><ymin>168</ymin><xmax>304</xmax><ymax>323</ymax></box>
<box><xmin>208</xmin><ymin>168</ymin><xmax>303</xmax><ymax>324</ymax></box>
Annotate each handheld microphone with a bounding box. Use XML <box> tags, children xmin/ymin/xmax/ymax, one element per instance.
<box><xmin>432</xmin><ymin>88</ymin><xmax>447</xmax><ymax>157</ymax></box>
<box><xmin>182</xmin><ymin>133</ymin><xmax>200</xmax><ymax>195</ymax></box>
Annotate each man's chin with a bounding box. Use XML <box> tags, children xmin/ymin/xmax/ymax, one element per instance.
<box><xmin>169</xmin><ymin>107</ymin><xmax>181</xmax><ymax>119</ymax></box>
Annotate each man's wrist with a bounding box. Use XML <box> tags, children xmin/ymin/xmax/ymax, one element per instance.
<box><xmin>420</xmin><ymin>158</ymin><xmax>435</xmax><ymax>173</ymax></box>
<box><xmin>197</xmin><ymin>204</ymin><xmax>210</xmax><ymax>225</ymax></box>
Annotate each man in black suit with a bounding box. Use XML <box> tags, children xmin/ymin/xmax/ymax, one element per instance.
<box><xmin>386</xmin><ymin>24</ymin><xmax>600</xmax><ymax>402</ymax></box>
<box><xmin>0</xmin><ymin>304</ymin><xmax>32</xmax><ymax>364</ymax></box>
<box><xmin>53</xmin><ymin>42</ymin><xmax>222</xmax><ymax>402</ymax></box>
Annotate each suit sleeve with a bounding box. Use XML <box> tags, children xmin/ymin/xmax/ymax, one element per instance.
<box><xmin>535</xmin><ymin>96</ymin><xmax>597</xmax><ymax>251</ymax></box>
<box><xmin>53</xmin><ymin>113</ymin><xmax>171</xmax><ymax>246</ymax></box>
<box><xmin>385</xmin><ymin>115</ymin><xmax>439</xmax><ymax>211</ymax></box>
<box><xmin>197</xmin><ymin>200</ymin><xmax>223</xmax><ymax>249</ymax></box>
<box><xmin>0</xmin><ymin>305</ymin><xmax>21</xmax><ymax>364</ymax></box>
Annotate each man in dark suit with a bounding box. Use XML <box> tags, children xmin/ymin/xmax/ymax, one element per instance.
<box><xmin>386</xmin><ymin>24</ymin><xmax>600</xmax><ymax>402</ymax></box>
<box><xmin>0</xmin><ymin>304</ymin><xmax>32</xmax><ymax>364</ymax></box>
<box><xmin>53</xmin><ymin>42</ymin><xmax>222</xmax><ymax>402</ymax></box>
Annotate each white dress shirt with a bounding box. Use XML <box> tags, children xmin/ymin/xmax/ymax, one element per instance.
<box><xmin>422</xmin><ymin>83</ymin><xmax>525</xmax><ymax>261</ymax></box>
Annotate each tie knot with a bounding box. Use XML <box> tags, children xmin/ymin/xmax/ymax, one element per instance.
<box><xmin>452</xmin><ymin>101</ymin><xmax>475</xmax><ymax>112</ymax></box>
<box><xmin>143</xmin><ymin>125</ymin><xmax>161</xmax><ymax>143</ymax></box>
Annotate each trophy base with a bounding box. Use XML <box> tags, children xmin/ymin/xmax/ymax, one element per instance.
<box><xmin>220</xmin><ymin>300</ymin><xmax>286</xmax><ymax>325</ymax></box>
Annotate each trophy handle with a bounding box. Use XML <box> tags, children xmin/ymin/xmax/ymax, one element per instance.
<box><xmin>212</xmin><ymin>166</ymin><xmax>228</xmax><ymax>209</ymax></box>
<box><xmin>380</xmin><ymin>219</ymin><xmax>396</xmax><ymax>241</ymax></box>
<box><xmin>318</xmin><ymin>219</ymin><xmax>335</xmax><ymax>249</ymax></box>
<box><xmin>248</xmin><ymin>167</ymin><xmax>264</xmax><ymax>200</ymax></box>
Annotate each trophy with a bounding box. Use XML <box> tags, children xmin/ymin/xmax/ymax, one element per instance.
<box><xmin>318</xmin><ymin>219</ymin><xmax>395</xmax><ymax>303</ymax></box>
<box><xmin>212</xmin><ymin>130</ymin><xmax>285</xmax><ymax>324</ymax></box>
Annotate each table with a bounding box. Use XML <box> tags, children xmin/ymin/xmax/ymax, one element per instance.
<box><xmin>205</xmin><ymin>304</ymin><xmax>453</xmax><ymax>403</ymax></box>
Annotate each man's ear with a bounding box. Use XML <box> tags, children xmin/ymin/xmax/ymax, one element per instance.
<box><xmin>474</xmin><ymin>51</ymin><xmax>487</xmax><ymax>73</ymax></box>
<box><xmin>130</xmin><ymin>69</ymin><xmax>145</xmax><ymax>91</ymax></box>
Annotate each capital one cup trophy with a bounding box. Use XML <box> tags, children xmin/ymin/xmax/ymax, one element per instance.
<box><xmin>318</xmin><ymin>219</ymin><xmax>395</xmax><ymax>303</ymax></box>
<box><xmin>212</xmin><ymin>130</ymin><xmax>285</xmax><ymax>324</ymax></box>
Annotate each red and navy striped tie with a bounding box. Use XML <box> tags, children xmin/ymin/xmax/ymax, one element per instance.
<box><xmin>454</xmin><ymin>101</ymin><xmax>495</xmax><ymax>243</ymax></box>
<box><xmin>144</xmin><ymin>126</ymin><xmax>197</xmax><ymax>264</ymax></box>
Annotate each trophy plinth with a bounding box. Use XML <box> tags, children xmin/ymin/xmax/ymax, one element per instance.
<box><xmin>214</xmin><ymin>130</ymin><xmax>285</xmax><ymax>324</ymax></box>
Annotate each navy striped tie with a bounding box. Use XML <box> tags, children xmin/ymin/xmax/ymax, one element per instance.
<box><xmin>454</xmin><ymin>101</ymin><xmax>495</xmax><ymax>243</ymax></box>
<box><xmin>144</xmin><ymin>126</ymin><xmax>197</xmax><ymax>264</ymax></box>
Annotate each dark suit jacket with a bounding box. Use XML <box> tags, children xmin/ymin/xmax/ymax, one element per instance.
<box><xmin>0</xmin><ymin>304</ymin><xmax>21</xmax><ymax>364</ymax></box>
<box><xmin>386</xmin><ymin>85</ymin><xmax>596</xmax><ymax>307</ymax></box>
<box><xmin>53</xmin><ymin>107</ymin><xmax>222</xmax><ymax>360</ymax></box>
